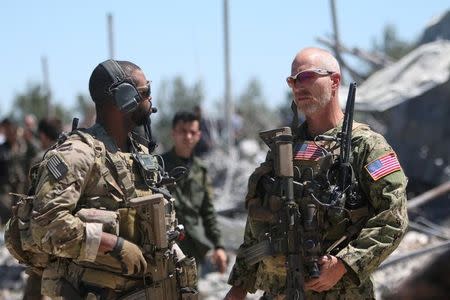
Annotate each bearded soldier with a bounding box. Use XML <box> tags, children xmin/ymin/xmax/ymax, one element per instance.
<box><xmin>6</xmin><ymin>60</ymin><xmax>197</xmax><ymax>299</ymax></box>
<box><xmin>225</xmin><ymin>47</ymin><xmax>408</xmax><ymax>299</ymax></box>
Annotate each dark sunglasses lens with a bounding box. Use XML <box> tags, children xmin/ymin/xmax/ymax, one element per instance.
<box><xmin>298</xmin><ymin>71</ymin><xmax>316</xmax><ymax>81</ymax></box>
<box><xmin>140</xmin><ymin>84</ymin><xmax>151</xmax><ymax>98</ymax></box>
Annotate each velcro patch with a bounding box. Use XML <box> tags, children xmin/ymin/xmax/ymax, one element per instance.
<box><xmin>47</xmin><ymin>154</ymin><xmax>69</xmax><ymax>180</ymax></box>
<box><xmin>365</xmin><ymin>152</ymin><xmax>401</xmax><ymax>181</ymax></box>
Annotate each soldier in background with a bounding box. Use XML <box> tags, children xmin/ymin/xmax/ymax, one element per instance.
<box><xmin>30</xmin><ymin>117</ymin><xmax>63</xmax><ymax>166</ymax></box>
<box><xmin>6</xmin><ymin>59</ymin><xmax>197</xmax><ymax>299</ymax></box>
<box><xmin>162</xmin><ymin>111</ymin><xmax>227</xmax><ymax>275</ymax></box>
<box><xmin>225</xmin><ymin>47</ymin><xmax>408</xmax><ymax>299</ymax></box>
<box><xmin>0</xmin><ymin>119</ymin><xmax>28</xmax><ymax>223</ymax></box>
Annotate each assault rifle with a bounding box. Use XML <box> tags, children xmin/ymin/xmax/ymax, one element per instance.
<box><xmin>317</xmin><ymin>82</ymin><xmax>357</xmax><ymax>206</ymax></box>
<box><xmin>259</xmin><ymin>127</ymin><xmax>306</xmax><ymax>300</ymax></box>
<box><xmin>317</xmin><ymin>82</ymin><xmax>365</xmax><ymax>253</ymax></box>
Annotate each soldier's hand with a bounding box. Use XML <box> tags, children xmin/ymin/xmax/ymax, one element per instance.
<box><xmin>211</xmin><ymin>248</ymin><xmax>228</xmax><ymax>273</ymax></box>
<box><xmin>109</xmin><ymin>237</ymin><xmax>147</xmax><ymax>275</ymax></box>
<box><xmin>304</xmin><ymin>255</ymin><xmax>347</xmax><ymax>292</ymax></box>
<box><xmin>224</xmin><ymin>285</ymin><xmax>247</xmax><ymax>300</ymax></box>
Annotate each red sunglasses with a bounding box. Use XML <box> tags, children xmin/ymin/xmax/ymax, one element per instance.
<box><xmin>286</xmin><ymin>68</ymin><xmax>334</xmax><ymax>87</ymax></box>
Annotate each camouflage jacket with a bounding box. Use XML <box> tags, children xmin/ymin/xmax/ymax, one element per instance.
<box><xmin>228</xmin><ymin>121</ymin><xmax>409</xmax><ymax>299</ymax></box>
<box><xmin>29</xmin><ymin>124</ymin><xmax>185</xmax><ymax>297</ymax></box>
<box><xmin>162</xmin><ymin>149</ymin><xmax>223</xmax><ymax>261</ymax></box>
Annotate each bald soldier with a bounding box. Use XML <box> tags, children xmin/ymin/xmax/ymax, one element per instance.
<box><xmin>225</xmin><ymin>47</ymin><xmax>408</xmax><ymax>299</ymax></box>
<box><xmin>6</xmin><ymin>60</ymin><xmax>197</xmax><ymax>299</ymax></box>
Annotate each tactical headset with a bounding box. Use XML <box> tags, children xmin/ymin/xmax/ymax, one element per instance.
<box><xmin>100</xmin><ymin>59</ymin><xmax>143</xmax><ymax>113</ymax></box>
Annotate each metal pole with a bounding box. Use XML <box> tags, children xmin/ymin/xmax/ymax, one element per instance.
<box><xmin>107</xmin><ymin>13</ymin><xmax>115</xmax><ymax>59</ymax></box>
<box><xmin>408</xmin><ymin>181</ymin><xmax>450</xmax><ymax>210</ymax></box>
<box><xmin>41</xmin><ymin>56</ymin><xmax>52</xmax><ymax>117</ymax></box>
<box><xmin>223</xmin><ymin>0</ymin><xmax>233</xmax><ymax>151</ymax></box>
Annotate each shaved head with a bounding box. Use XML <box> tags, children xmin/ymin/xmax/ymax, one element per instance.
<box><xmin>291</xmin><ymin>47</ymin><xmax>340</xmax><ymax>75</ymax></box>
<box><xmin>289</xmin><ymin>47</ymin><xmax>342</xmax><ymax>117</ymax></box>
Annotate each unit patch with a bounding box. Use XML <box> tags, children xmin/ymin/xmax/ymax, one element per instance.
<box><xmin>47</xmin><ymin>154</ymin><xmax>69</xmax><ymax>180</ymax></box>
<box><xmin>365</xmin><ymin>152</ymin><xmax>401</xmax><ymax>181</ymax></box>
<box><xmin>294</xmin><ymin>142</ymin><xmax>325</xmax><ymax>161</ymax></box>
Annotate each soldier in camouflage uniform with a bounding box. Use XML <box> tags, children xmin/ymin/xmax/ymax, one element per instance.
<box><xmin>225</xmin><ymin>47</ymin><xmax>408</xmax><ymax>299</ymax></box>
<box><xmin>162</xmin><ymin>111</ymin><xmax>227</xmax><ymax>274</ymax></box>
<box><xmin>8</xmin><ymin>60</ymin><xmax>197</xmax><ymax>299</ymax></box>
<box><xmin>0</xmin><ymin>118</ymin><xmax>34</xmax><ymax>224</ymax></box>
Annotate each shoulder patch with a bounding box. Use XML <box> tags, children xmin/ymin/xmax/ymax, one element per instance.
<box><xmin>365</xmin><ymin>152</ymin><xmax>401</xmax><ymax>181</ymax></box>
<box><xmin>46</xmin><ymin>154</ymin><xmax>69</xmax><ymax>180</ymax></box>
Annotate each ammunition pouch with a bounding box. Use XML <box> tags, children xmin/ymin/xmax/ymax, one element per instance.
<box><xmin>75</xmin><ymin>208</ymin><xmax>119</xmax><ymax>235</ymax></box>
<box><xmin>4</xmin><ymin>194</ymin><xmax>50</xmax><ymax>269</ymax></box>
<box><xmin>177</xmin><ymin>256</ymin><xmax>198</xmax><ymax>289</ymax></box>
<box><xmin>240</xmin><ymin>238</ymin><xmax>286</xmax><ymax>266</ymax></box>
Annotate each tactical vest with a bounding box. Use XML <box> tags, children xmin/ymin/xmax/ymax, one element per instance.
<box><xmin>5</xmin><ymin>129</ymin><xmax>198</xmax><ymax>300</ymax></box>
<box><xmin>243</xmin><ymin>135</ymin><xmax>370</xmax><ymax>279</ymax></box>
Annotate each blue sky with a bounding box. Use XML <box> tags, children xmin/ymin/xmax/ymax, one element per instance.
<box><xmin>1</xmin><ymin>1</ymin><xmax>448</xmax><ymax>119</ymax></box>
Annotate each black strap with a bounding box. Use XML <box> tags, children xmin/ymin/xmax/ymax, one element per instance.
<box><xmin>109</xmin><ymin>236</ymin><xmax>124</xmax><ymax>258</ymax></box>
<box><xmin>101</xmin><ymin>59</ymin><xmax>127</xmax><ymax>86</ymax></box>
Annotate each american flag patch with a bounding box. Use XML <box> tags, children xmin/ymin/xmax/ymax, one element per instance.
<box><xmin>294</xmin><ymin>142</ymin><xmax>325</xmax><ymax>161</ymax></box>
<box><xmin>365</xmin><ymin>152</ymin><xmax>401</xmax><ymax>181</ymax></box>
<box><xmin>47</xmin><ymin>154</ymin><xmax>68</xmax><ymax>180</ymax></box>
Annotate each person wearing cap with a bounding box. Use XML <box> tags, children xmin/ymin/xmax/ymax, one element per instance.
<box><xmin>225</xmin><ymin>47</ymin><xmax>408</xmax><ymax>299</ymax></box>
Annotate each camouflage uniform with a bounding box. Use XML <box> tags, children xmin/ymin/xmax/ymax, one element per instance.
<box><xmin>27</xmin><ymin>124</ymin><xmax>195</xmax><ymax>298</ymax></box>
<box><xmin>0</xmin><ymin>138</ymin><xmax>34</xmax><ymax>223</ymax></box>
<box><xmin>162</xmin><ymin>149</ymin><xmax>223</xmax><ymax>262</ymax></box>
<box><xmin>228</xmin><ymin>122</ymin><xmax>408</xmax><ymax>299</ymax></box>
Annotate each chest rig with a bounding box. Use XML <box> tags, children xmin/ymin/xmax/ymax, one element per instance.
<box><xmin>51</xmin><ymin>129</ymin><xmax>197</xmax><ymax>299</ymax></box>
<box><xmin>243</xmin><ymin>126</ymin><xmax>369</xmax><ymax>281</ymax></box>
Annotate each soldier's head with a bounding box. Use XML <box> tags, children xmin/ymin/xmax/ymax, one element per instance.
<box><xmin>1</xmin><ymin>118</ymin><xmax>18</xmax><ymax>144</ymax></box>
<box><xmin>89</xmin><ymin>60</ymin><xmax>152</xmax><ymax>127</ymax></box>
<box><xmin>171</xmin><ymin>111</ymin><xmax>201</xmax><ymax>158</ymax></box>
<box><xmin>37</xmin><ymin>118</ymin><xmax>63</xmax><ymax>148</ymax></box>
<box><xmin>287</xmin><ymin>47</ymin><xmax>341</xmax><ymax>116</ymax></box>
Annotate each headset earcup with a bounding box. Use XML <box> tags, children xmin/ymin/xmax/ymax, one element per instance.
<box><xmin>113</xmin><ymin>83</ymin><xmax>141</xmax><ymax>113</ymax></box>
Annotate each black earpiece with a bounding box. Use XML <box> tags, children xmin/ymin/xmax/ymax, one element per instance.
<box><xmin>100</xmin><ymin>59</ymin><xmax>141</xmax><ymax>113</ymax></box>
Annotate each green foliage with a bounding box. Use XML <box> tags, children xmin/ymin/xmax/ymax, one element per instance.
<box><xmin>11</xmin><ymin>84</ymin><xmax>49</xmax><ymax>120</ymax></box>
<box><xmin>10</xmin><ymin>83</ymin><xmax>71</xmax><ymax>124</ymax></box>
<box><xmin>74</xmin><ymin>94</ymin><xmax>96</xmax><ymax>127</ymax></box>
<box><xmin>153</xmin><ymin>76</ymin><xmax>204</xmax><ymax>150</ymax></box>
<box><xmin>234</xmin><ymin>79</ymin><xmax>278</xmax><ymax>140</ymax></box>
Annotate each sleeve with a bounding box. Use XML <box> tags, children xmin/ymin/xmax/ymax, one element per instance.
<box><xmin>30</xmin><ymin>139</ymin><xmax>103</xmax><ymax>262</ymax></box>
<box><xmin>227</xmin><ymin>217</ymin><xmax>259</xmax><ymax>293</ymax></box>
<box><xmin>200</xmin><ymin>170</ymin><xmax>224</xmax><ymax>248</ymax></box>
<box><xmin>335</xmin><ymin>131</ymin><xmax>409</xmax><ymax>284</ymax></box>
<box><xmin>227</xmin><ymin>159</ymin><xmax>273</xmax><ymax>293</ymax></box>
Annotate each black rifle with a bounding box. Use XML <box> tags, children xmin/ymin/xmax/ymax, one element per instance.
<box><xmin>259</xmin><ymin>127</ymin><xmax>306</xmax><ymax>300</ymax></box>
<box><xmin>317</xmin><ymin>82</ymin><xmax>357</xmax><ymax>207</ymax></box>
<box><xmin>317</xmin><ymin>82</ymin><xmax>364</xmax><ymax>253</ymax></box>
<box><xmin>338</xmin><ymin>82</ymin><xmax>356</xmax><ymax>196</ymax></box>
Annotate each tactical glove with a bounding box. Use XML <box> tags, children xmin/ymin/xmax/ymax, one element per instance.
<box><xmin>109</xmin><ymin>237</ymin><xmax>147</xmax><ymax>275</ymax></box>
